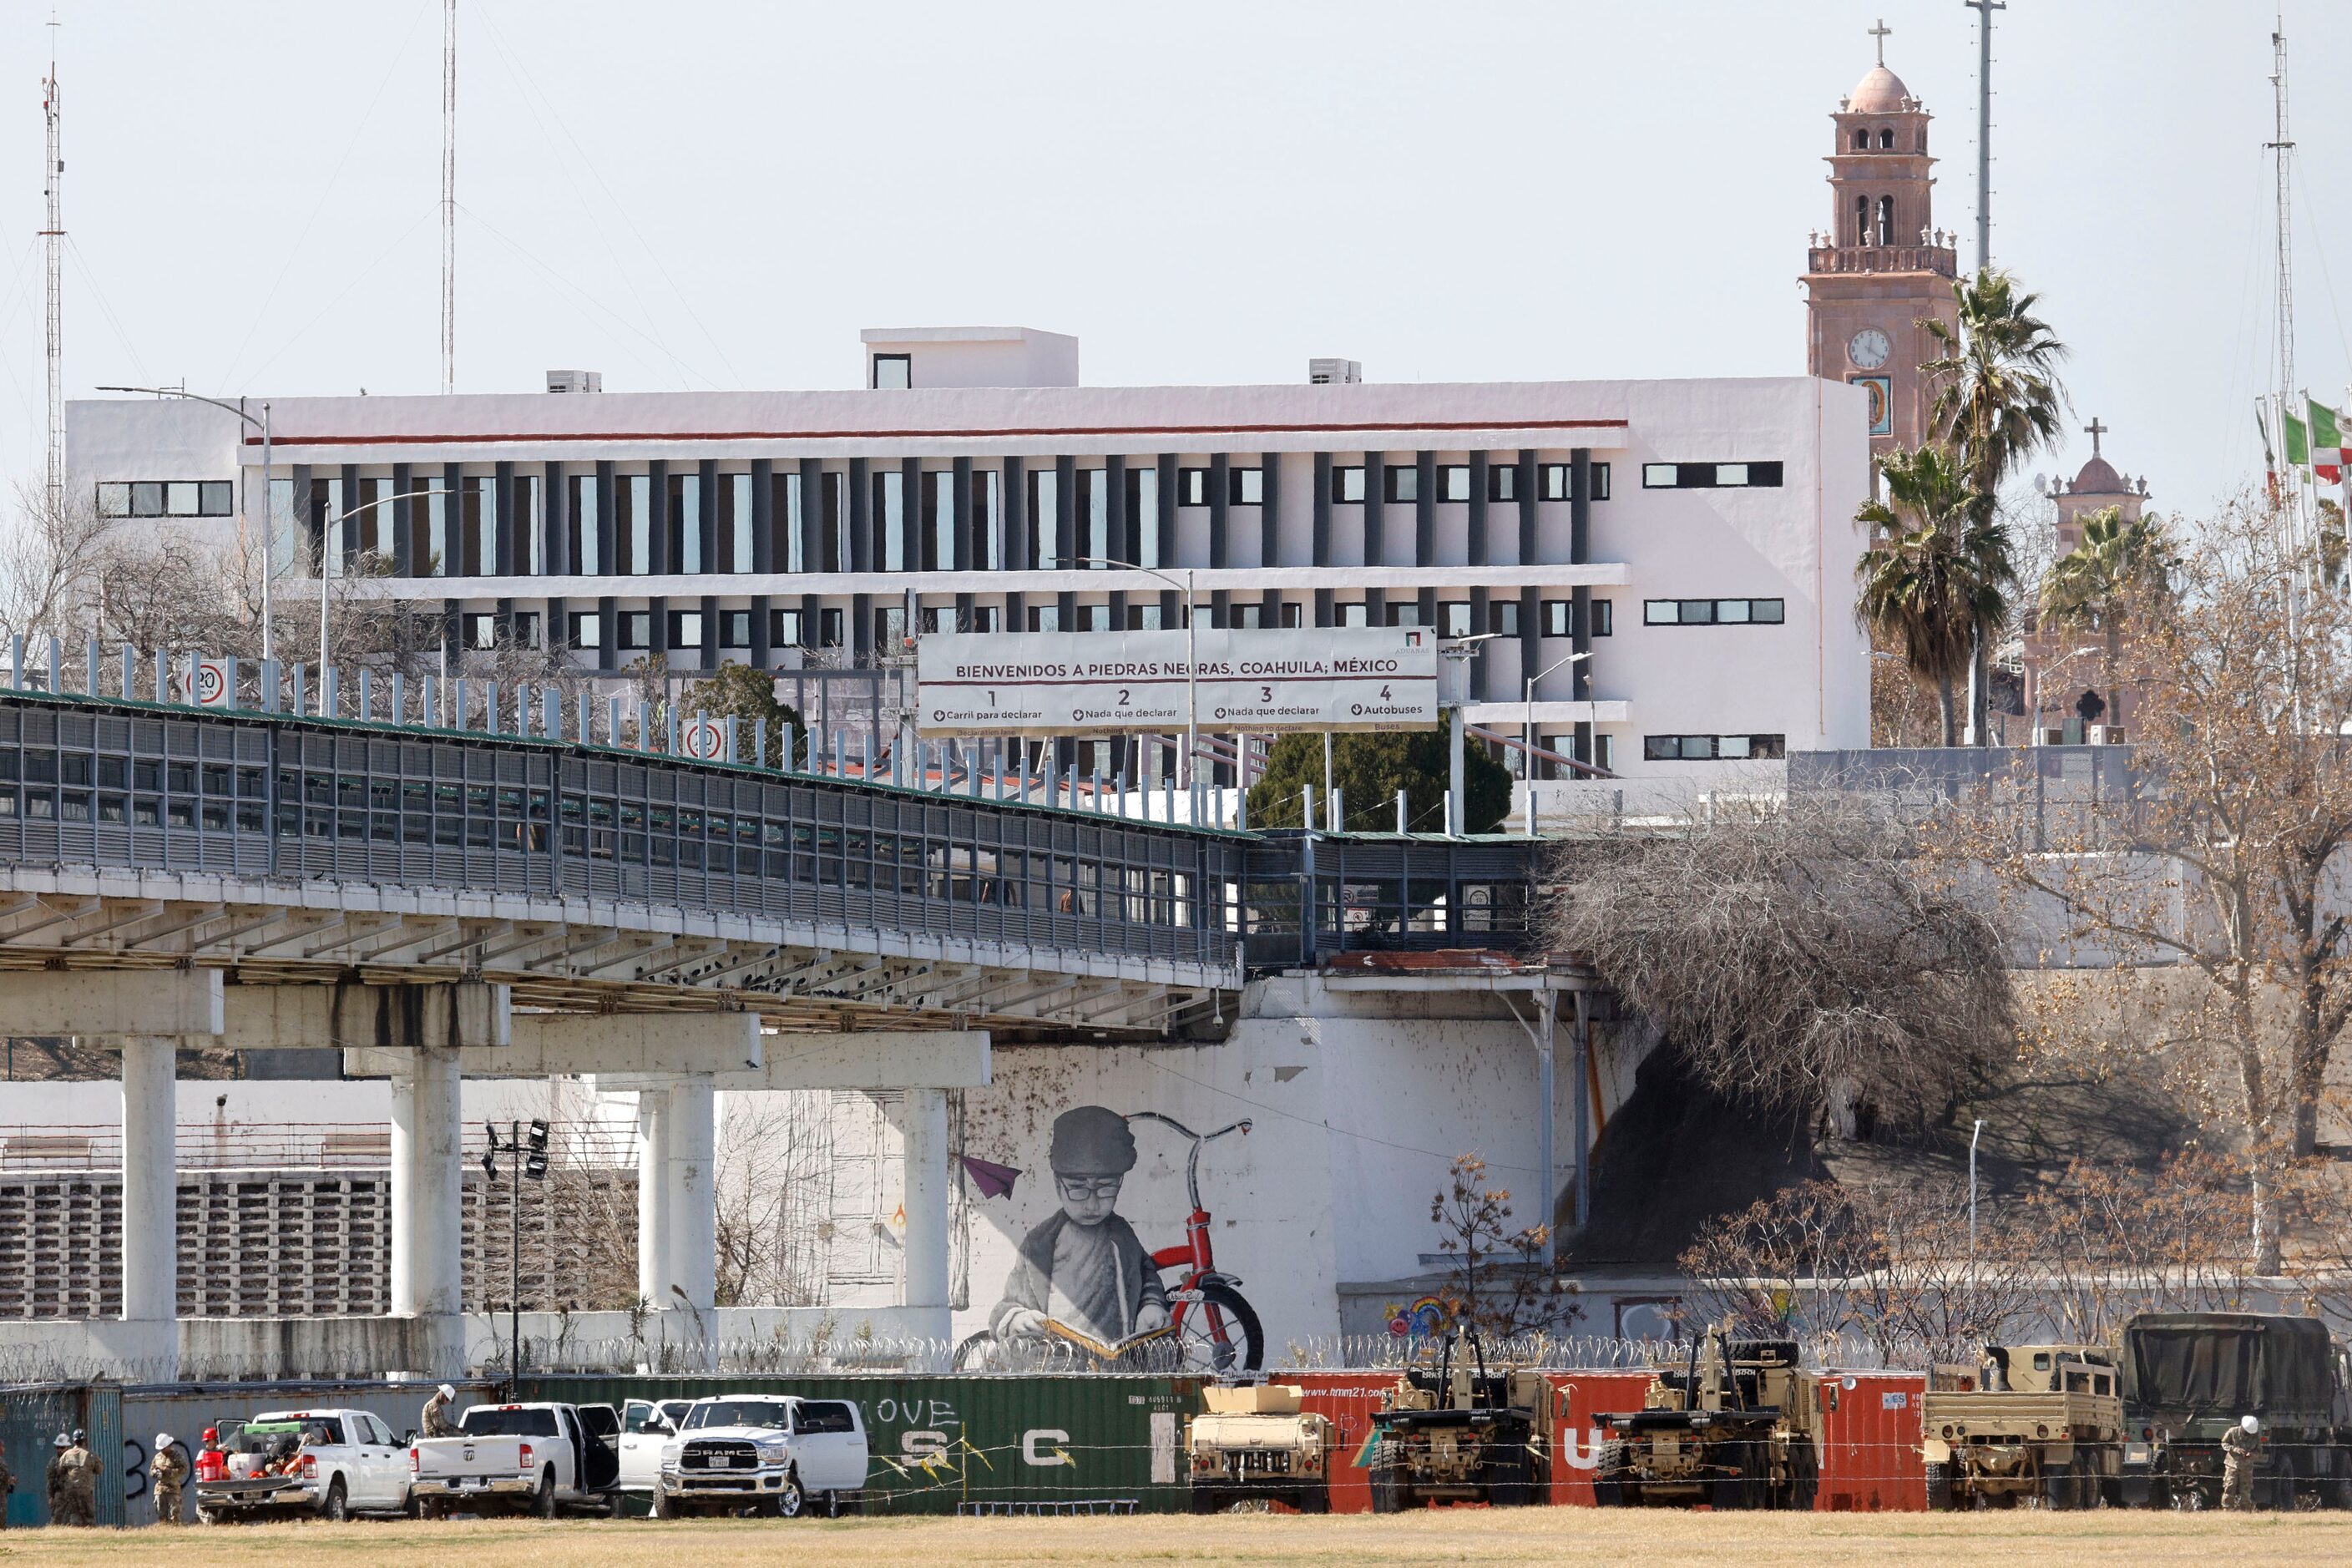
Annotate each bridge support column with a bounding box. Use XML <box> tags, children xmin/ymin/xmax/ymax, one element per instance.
<box><xmin>635</xmin><ymin>1080</ymin><xmax>716</xmax><ymax>1368</ymax></box>
<box><xmin>119</xmin><ymin>1036</ymin><xmax>180</xmax><ymax>1370</ymax></box>
<box><xmin>902</xmin><ymin>1087</ymin><xmax>952</xmax><ymax>1358</ymax></box>
<box><xmin>389</xmin><ymin>1039</ymin><xmax>465</xmax><ymax>1376</ymax></box>
<box><xmin>636</xmin><ymin>1088</ymin><xmax>670</xmax><ymax>1308</ymax></box>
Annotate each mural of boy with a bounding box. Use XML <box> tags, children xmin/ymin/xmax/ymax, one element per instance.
<box><xmin>989</xmin><ymin>1105</ymin><xmax>1169</xmax><ymax>1347</ymax></box>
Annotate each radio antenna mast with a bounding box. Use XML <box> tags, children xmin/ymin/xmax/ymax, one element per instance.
<box><xmin>1964</xmin><ymin>0</ymin><xmax>2005</xmax><ymax>274</ymax></box>
<box><xmin>41</xmin><ymin>15</ymin><xmax>64</xmax><ymax>520</ymax></box>
<box><xmin>2269</xmin><ymin>13</ymin><xmax>2296</xmax><ymax>443</ymax></box>
<box><xmin>441</xmin><ymin>0</ymin><xmax>457</xmax><ymax>394</ymax></box>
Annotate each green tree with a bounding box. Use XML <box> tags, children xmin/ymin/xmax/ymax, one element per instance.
<box><xmin>2041</xmin><ymin>505</ymin><xmax>2175</xmax><ymax>632</ymax></box>
<box><xmin>1245</xmin><ymin>721</ymin><xmax>1513</xmax><ymax>834</ymax></box>
<box><xmin>682</xmin><ymin>663</ymin><xmax>804</xmax><ymax>767</ymax></box>
<box><xmin>1853</xmin><ymin>444</ymin><xmax>2005</xmax><ymax>746</ymax></box>
<box><xmin>1921</xmin><ymin>266</ymin><xmax>2070</xmax><ymax>744</ymax></box>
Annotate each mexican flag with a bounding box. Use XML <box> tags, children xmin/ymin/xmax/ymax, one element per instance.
<box><xmin>2309</xmin><ymin>398</ymin><xmax>2346</xmax><ymax>485</ymax></box>
<box><xmin>2284</xmin><ymin>402</ymin><xmax>2309</xmax><ymax>468</ymax></box>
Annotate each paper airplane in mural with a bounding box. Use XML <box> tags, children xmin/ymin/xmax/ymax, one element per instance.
<box><xmin>959</xmin><ymin>1154</ymin><xmax>1021</xmax><ymax>1199</ymax></box>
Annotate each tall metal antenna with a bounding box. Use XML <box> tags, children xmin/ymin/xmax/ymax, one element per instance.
<box><xmin>441</xmin><ymin>0</ymin><xmax>457</xmax><ymax>395</ymax></box>
<box><xmin>1965</xmin><ymin>0</ymin><xmax>2006</xmax><ymax>275</ymax></box>
<box><xmin>2269</xmin><ymin>13</ymin><xmax>2296</xmax><ymax>436</ymax></box>
<box><xmin>41</xmin><ymin>16</ymin><xmax>64</xmax><ymax>520</ymax></box>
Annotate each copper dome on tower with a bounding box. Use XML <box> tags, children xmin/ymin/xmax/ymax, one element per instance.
<box><xmin>2071</xmin><ymin>454</ymin><xmax>2127</xmax><ymax>494</ymax></box>
<box><xmin>1846</xmin><ymin>64</ymin><xmax>1914</xmax><ymax>114</ymax></box>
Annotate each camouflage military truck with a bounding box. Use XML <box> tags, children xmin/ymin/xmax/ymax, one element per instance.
<box><xmin>2118</xmin><ymin>1311</ymin><xmax>2352</xmax><ymax>1510</ymax></box>
<box><xmin>1920</xmin><ymin>1344</ymin><xmax>2124</xmax><ymax>1509</ymax></box>
<box><xmin>1366</xmin><ymin>1323</ymin><xmax>1549</xmax><ymax>1511</ymax></box>
<box><xmin>1593</xmin><ymin>1323</ymin><xmax>1819</xmax><ymax>1509</ymax></box>
<box><xmin>1184</xmin><ymin>1384</ymin><xmax>1337</xmax><ymax>1513</ymax></box>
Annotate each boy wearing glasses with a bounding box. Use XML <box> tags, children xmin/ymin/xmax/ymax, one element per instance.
<box><xmin>991</xmin><ymin>1105</ymin><xmax>1170</xmax><ymax>1347</ymax></box>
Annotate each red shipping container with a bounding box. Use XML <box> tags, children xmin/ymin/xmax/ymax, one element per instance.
<box><xmin>1283</xmin><ymin>1372</ymin><xmax>1403</xmax><ymax>1514</ymax></box>
<box><xmin>1813</xmin><ymin>1369</ymin><xmax>1927</xmax><ymax>1512</ymax></box>
<box><xmin>1548</xmin><ymin>1371</ymin><xmax>1657</xmax><ymax>1505</ymax></box>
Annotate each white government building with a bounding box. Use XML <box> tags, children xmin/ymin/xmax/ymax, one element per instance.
<box><xmin>69</xmin><ymin>327</ymin><xmax>1871</xmax><ymax>789</ymax></box>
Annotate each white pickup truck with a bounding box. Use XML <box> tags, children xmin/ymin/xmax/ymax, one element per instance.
<box><xmin>195</xmin><ymin>1409</ymin><xmax>412</xmax><ymax>1524</ymax></box>
<box><xmin>652</xmin><ymin>1393</ymin><xmax>870</xmax><ymax>1519</ymax></box>
<box><xmin>407</xmin><ymin>1401</ymin><xmax>622</xmax><ymax>1518</ymax></box>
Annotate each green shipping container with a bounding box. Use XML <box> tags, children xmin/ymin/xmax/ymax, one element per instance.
<box><xmin>0</xmin><ymin>1383</ymin><xmax>125</xmax><ymax>1528</ymax></box>
<box><xmin>519</xmin><ymin>1373</ymin><xmax>1207</xmax><ymax>1515</ymax></box>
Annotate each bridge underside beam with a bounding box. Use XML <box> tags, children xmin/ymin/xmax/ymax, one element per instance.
<box><xmin>0</xmin><ymin>892</ymin><xmax>1224</xmax><ymax>1036</ymax></box>
<box><xmin>3</xmin><ymin>967</ymin><xmax>223</xmax><ymax>1038</ymax></box>
<box><xmin>341</xmin><ymin>1009</ymin><xmax>762</xmax><ymax>1079</ymax></box>
<box><xmin>222</xmin><ymin>979</ymin><xmax>510</xmax><ymax>1051</ymax></box>
<box><xmin>720</xmin><ymin>1029</ymin><xmax>989</xmax><ymax>1090</ymax></box>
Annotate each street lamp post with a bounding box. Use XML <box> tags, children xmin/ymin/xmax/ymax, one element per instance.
<box><xmin>2026</xmin><ymin>644</ymin><xmax>2106</xmax><ymax>740</ymax></box>
<box><xmin>99</xmin><ymin>387</ymin><xmax>274</xmax><ymax>661</ymax></box>
<box><xmin>1068</xmin><ymin>558</ymin><xmax>1198</xmax><ymax>790</ymax></box>
<box><xmin>1522</xmin><ymin>648</ymin><xmax>1594</xmax><ymax>780</ymax></box>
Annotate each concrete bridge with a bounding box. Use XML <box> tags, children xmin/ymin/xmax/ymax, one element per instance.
<box><xmin>0</xmin><ymin>670</ymin><xmax>1543</xmax><ymax>1377</ymax></box>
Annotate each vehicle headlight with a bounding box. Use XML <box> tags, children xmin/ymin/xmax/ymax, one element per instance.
<box><xmin>756</xmin><ymin>1440</ymin><xmax>791</xmax><ymax>1464</ymax></box>
<box><xmin>660</xmin><ymin>1444</ymin><xmax>682</xmax><ymax>1466</ymax></box>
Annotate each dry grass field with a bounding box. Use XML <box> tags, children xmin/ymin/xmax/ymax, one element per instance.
<box><xmin>10</xmin><ymin>1511</ymin><xmax>2352</xmax><ymax>1567</ymax></box>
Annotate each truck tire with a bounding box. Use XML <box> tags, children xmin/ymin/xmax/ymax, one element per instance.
<box><xmin>1369</xmin><ymin>1441</ymin><xmax>1404</xmax><ymax>1515</ymax></box>
<box><xmin>534</xmin><ymin>1467</ymin><xmax>559</xmax><ymax>1519</ymax></box>
<box><xmin>320</xmin><ymin>1477</ymin><xmax>349</xmax><ymax>1522</ymax></box>
<box><xmin>650</xmin><ymin>1489</ymin><xmax>675</xmax><ymax>1520</ymax></box>
<box><xmin>2042</xmin><ymin>1463</ymin><xmax>2074</xmax><ymax>1510</ymax></box>
<box><xmin>776</xmin><ymin>1469</ymin><xmax>807</xmax><ymax>1520</ymax></box>
<box><xmin>1925</xmin><ymin>1461</ymin><xmax>1952</xmax><ymax>1511</ymax></box>
<box><xmin>1594</xmin><ymin>1440</ymin><xmax>1628</xmax><ymax>1507</ymax></box>
<box><xmin>2329</xmin><ymin>1446</ymin><xmax>2352</xmax><ymax>1510</ymax></box>
<box><xmin>1188</xmin><ymin>1487</ymin><xmax>1223</xmax><ymax>1515</ymax></box>
<box><xmin>1787</xmin><ymin>1444</ymin><xmax>1818</xmax><ymax>1512</ymax></box>
<box><xmin>1295</xmin><ymin>1486</ymin><xmax>1330</xmax><ymax>1515</ymax></box>
<box><xmin>1485</xmin><ymin>1441</ymin><xmax>1533</xmax><ymax>1507</ymax></box>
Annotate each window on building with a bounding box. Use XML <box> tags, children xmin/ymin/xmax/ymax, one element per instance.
<box><xmin>1125</xmin><ymin>604</ymin><xmax>1162</xmax><ymax>631</ymax></box>
<box><xmin>971</xmin><ymin>604</ymin><xmax>1001</xmax><ymax>632</ymax></box>
<box><xmin>1081</xmin><ymin>601</ymin><xmax>1111</xmax><ymax>632</ymax></box>
<box><xmin>973</xmin><ymin>468</ymin><xmax>1003</xmax><ymax>570</ymax></box>
<box><xmin>817</xmin><ymin>607</ymin><xmax>843</xmax><ymax>648</ymax></box>
<box><xmin>1177</xmin><ymin>468</ymin><xmax>1211</xmax><ymax>507</ymax></box>
<box><xmin>619</xmin><ymin>473</ymin><xmax>650</xmax><ymax>574</ymax></box>
<box><xmin>1642</xmin><ymin>733</ymin><xmax>1788</xmax><ymax>761</ymax></box>
<box><xmin>510</xmin><ymin>612</ymin><xmax>541</xmax><ymax>648</ymax></box>
<box><xmin>1854</xmin><ymin>194</ymin><xmax>1869</xmax><ymax>246</ymax></box>
<box><xmin>718</xmin><ymin>610</ymin><xmax>751</xmax><ymax>649</ymax></box>
<box><xmin>716</xmin><ymin>472</ymin><xmax>751</xmax><ymax>574</ymax></box>
<box><xmin>923</xmin><ymin>468</ymin><xmax>958</xmax><ymax>572</ymax></box>
<box><xmin>920</xmin><ymin>604</ymin><xmax>957</xmax><ymax>634</ymax></box>
<box><xmin>1338</xmin><ymin>601</ymin><xmax>1369</xmax><ymax>628</ymax></box>
<box><xmin>1492</xmin><ymin>600</ymin><xmax>1520</xmax><ymax>637</ymax></box>
<box><xmin>1027</xmin><ymin>604</ymin><xmax>1060</xmax><ymax>632</ymax></box>
<box><xmin>1640</xmin><ymin>461</ymin><xmax>1784</xmax><ymax>489</ymax></box>
<box><xmin>1594</xmin><ymin>734</ymin><xmax>1616</xmax><ymax>772</ymax></box>
<box><xmin>618</xmin><ymin>612</ymin><xmax>650</xmax><ymax>651</ymax></box>
<box><xmin>1879</xmin><ymin>127</ymin><xmax>1894</xmax><ymax>149</ymax></box>
<box><xmin>874</xmin><ymin>468</ymin><xmax>906</xmax><ymax>572</ymax></box>
<box><xmin>567</xmin><ymin>474</ymin><xmax>600</xmax><ymax>573</ymax></box>
<box><xmin>1029</xmin><ymin>467</ymin><xmax>1061</xmax><ymax>569</ymax></box>
<box><xmin>875</xmin><ymin>604</ymin><xmax>908</xmax><ymax>650</ymax></box>
<box><xmin>666</xmin><ymin>609</ymin><xmax>705</xmax><ymax>650</ymax></box>
<box><xmin>1539</xmin><ymin>463</ymin><xmax>1571</xmax><ymax>502</ymax></box>
<box><xmin>567</xmin><ymin>611</ymin><xmax>601</xmax><ymax>649</ymax></box>
<box><xmin>1592</xmin><ymin>462</ymin><xmax>1611</xmax><ymax>499</ymax></box>
<box><xmin>770</xmin><ymin>608</ymin><xmax>802</xmax><ymax>647</ymax></box>
<box><xmin>1232</xmin><ymin>603</ymin><xmax>1262</xmax><ymax>629</ymax></box>
<box><xmin>819</xmin><ymin>470</ymin><xmax>847</xmax><ymax>572</ymax></box>
<box><xmin>1382</xmin><ymin>464</ymin><xmax>1419</xmax><ymax>504</ymax></box>
<box><xmin>1281</xmin><ymin>600</ymin><xmax>1303</xmax><ymax>628</ymax></box>
<box><xmin>1228</xmin><ymin>466</ymin><xmax>1264</xmax><ymax>507</ymax></box>
<box><xmin>1441</xmin><ymin>601</ymin><xmax>1472</xmax><ymax>638</ymax></box>
<box><xmin>459</xmin><ymin>612</ymin><xmax>496</xmax><ymax>650</ymax></box>
<box><xmin>1591</xmin><ymin>599</ymin><xmax>1614</xmax><ymax>635</ymax></box>
<box><xmin>771</xmin><ymin>469</ymin><xmax>803</xmax><ymax>574</ymax></box>
<box><xmin>1487</xmin><ymin>463</ymin><xmax>1519</xmax><ymax>503</ymax></box>
<box><xmin>665</xmin><ymin>471</ymin><xmax>703</xmax><ymax>574</ymax></box>
<box><xmin>1333</xmin><ymin>465</ymin><xmax>1366</xmax><ymax>503</ymax></box>
<box><xmin>1386</xmin><ymin>602</ymin><xmax>1421</xmax><ymax>627</ymax></box>
<box><xmin>1540</xmin><ymin>600</ymin><xmax>1572</xmax><ymax>637</ymax></box>
<box><xmin>1437</xmin><ymin>465</ymin><xmax>1470</xmax><ymax>503</ymax></box>
<box><xmin>99</xmin><ymin>479</ymin><xmax>236</xmax><ymax>518</ymax></box>
<box><xmin>1079</xmin><ymin>468</ymin><xmax>1110</xmax><ymax>566</ymax></box>
<box><xmin>871</xmin><ymin>353</ymin><xmax>911</xmax><ymax>390</ymax></box>
<box><xmin>1643</xmin><ymin>596</ymin><xmax>1783</xmax><ymax>625</ymax></box>
<box><xmin>1127</xmin><ymin>464</ymin><xmax>1157</xmax><ymax>569</ymax></box>
<box><xmin>1854</xmin><ymin>128</ymin><xmax>1869</xmax><ymax>150</ymax></box>
<box><xmin>1876</xmin><ymin>195</ymin><xmax>1894</xmax><ymax>245</ymax></box>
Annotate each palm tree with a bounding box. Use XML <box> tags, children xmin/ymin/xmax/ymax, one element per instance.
<box><xmin>1921</xmin><ymin>268</ymin><xmax>2070</xmax><ymax>743</ymax></box>
<box><xmin>2040</xmin><ymin>505</ymin><xmax>2174</xmax><ymax>733</ymax></box>
<box><xmin>1854</xmin><ymin>445</ymin><xmax>2006</xmax><ymax>746</ymax></box>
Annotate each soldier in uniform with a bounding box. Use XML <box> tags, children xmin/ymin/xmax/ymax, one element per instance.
<box><xmin>150</xmin><ymin>1434</ymin><xmax>190</xmax><ymax>1525</ymax></box>
<box><xmin>2222</xmin><ymin>1414</ymin><xmax>2259</xmax><ymax>1510</ymax></box>
<box><xmin>44</xmin><ymin>1434</ymin><xmax>72</xmax><ymax>1525</ymax></box>
<box><xmin>63</xmin><ymin>1430</ymin><xmax>99</xmax><ymax>1526</ymax></box>
<box><xmin>421</xmin><ymin>1383</ymin><xmax>462</xmax><ymax>1438</ymax></box>
<box><xmin>0</xmin><ymin>1436</ymin><xmax>15</xmax><ymax>1530</ymax></box>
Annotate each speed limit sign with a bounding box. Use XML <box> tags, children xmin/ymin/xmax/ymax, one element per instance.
<box><xmin>190</xmin><ymin>656</ymin><xmax>235</xmax><ymax>709</ymax></box>
<box><xmin>680</xmin><ymin>716</ymin><xmax>726</xmax><ymax>761</ymax></box>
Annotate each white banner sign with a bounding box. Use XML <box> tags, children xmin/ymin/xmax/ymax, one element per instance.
<box><xmin>917</xmin><ymin>627</ymin><xmax>1438</xmax><ymax>737</ymax></box>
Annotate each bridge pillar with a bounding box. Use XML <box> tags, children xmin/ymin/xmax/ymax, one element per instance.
<box><xmin>902</xmin><ymin>1087</ymin><xmax>952</xmax><ymax>1353</ymax></box>
<box><xmin>389</xmin><ymin>1039</ymin><xmax>465</xmax><ymax>1375</ymax></box>
<box><xmin>635</xmin><ymin>1088</ymin><xmax>670</xmax><ymax>1308</ymax></box>
<box><xmin>635</xmin><ymin>1080</ymin><xmax>716</xmax><ymax>1367</ymax></box>
<box><xmin>119</xmin><ymin>1036</ymin><xmax>180</xmax><ymax>1354</ymax></box>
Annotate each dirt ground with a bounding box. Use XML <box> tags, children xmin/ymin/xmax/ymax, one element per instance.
<box><xmin>14</xmin><ymin>1511</ymin><xmax>2352</xmax><ymax>1567</ymax></box>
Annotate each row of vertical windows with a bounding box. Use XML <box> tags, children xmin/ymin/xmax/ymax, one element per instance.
<box><xmin>97</xmin><ymin>481</ymin><xmax>235</xmax><ymax>518</ymax></box>
<box><xmin>1641</xmin><ymin>598</ymin><xmax>1786</xmax><ymax>626</ymax></box>
<box><xmin>1642</xmin><ymin>733</ymin><xmax>1788</xmax><ymax>761</ymax></box>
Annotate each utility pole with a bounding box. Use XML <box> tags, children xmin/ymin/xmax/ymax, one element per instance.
<box><xmin>2267</xmin><ymin>13</ymin><xmax>2309</xmax><ymax>556</ymax></box>
<box><xmin>442</xmin><ymin>0</ymin><xmax>458</xmax><ymax>395</ymax></box>
<box><xmin>1965</xmin><ymin>0</ymin><xmax>2005</xmax><ymax>274</ymax></box>
<box><xmin>41</xmin><ymin>18</ymin><xmax>64</xmax><ymax>522</ymax></box>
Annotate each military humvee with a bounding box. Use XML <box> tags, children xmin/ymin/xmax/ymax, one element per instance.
<box><xmin>1920</xmin><ymin>1343</ymin><xmax>2124</xmax><ymax>1509</ymax></box>
<box><xmin>1184</xmin><ymin>1384</ymin><xmax>1337</xmax><ymax>1513</ymax></box>
<box><xmin>1593</xmin><ymin>1323</ymin><xmax>1819</xmax><ymax>1509</ymax></box>
<box><xmin>1366</xmin><ymin>1323</ymin><xmax>1549</xmax><ymax>1511</ymax></box>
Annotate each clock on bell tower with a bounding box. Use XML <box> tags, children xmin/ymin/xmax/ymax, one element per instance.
<box><xmin>1802</xmin><ymin>22</ymin><xmax>1960</xmax><ymax>459</ymax></box>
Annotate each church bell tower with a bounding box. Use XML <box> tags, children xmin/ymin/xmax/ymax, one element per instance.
<box><xmin>1803</xmin><ymin>24</ymin><xmax>1960</xmax><ymax>458</ymax></box>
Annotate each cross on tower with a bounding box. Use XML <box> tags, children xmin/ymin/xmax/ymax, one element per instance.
<box><xmin>2084</xmin><ymin>417</ymin><xmax>2108</xmax><ymax>459</ymax></box>
<box><xmin>1869</xmin><ymin>18</ymin><xmax>1891</xmax><ymax>65</ymax></box>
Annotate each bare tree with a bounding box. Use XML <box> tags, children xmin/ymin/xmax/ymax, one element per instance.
<box><xmin>1957</xmin><ymin>498</ymin><xmax>2352</xmax><ymax>1267</ymax></box>
<box><xmin>1552</xmin><ymin>788</ymin><xmax>2014</xmax><ymax>1125</ymax></box>
<box><xmin>713</xmin><ymin>1092</ymin><xmax>836</xmax><ymax>1308</ymax></box>
<box><xmin>2013</xmin><ymin>1152</ymin><xmax>2258</xmax><ymax>1342</ymax></box>
<box><xmin>1427</xmin><ymin>1155</ymin><xmax>1581</xmax><ymax>1337</ymax></box>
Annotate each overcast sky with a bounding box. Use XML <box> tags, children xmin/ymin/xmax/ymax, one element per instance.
<box><xmin>0</xmin><ymin>1</ymin><xmax>2342</xmax><ymax>514</ymax></box>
